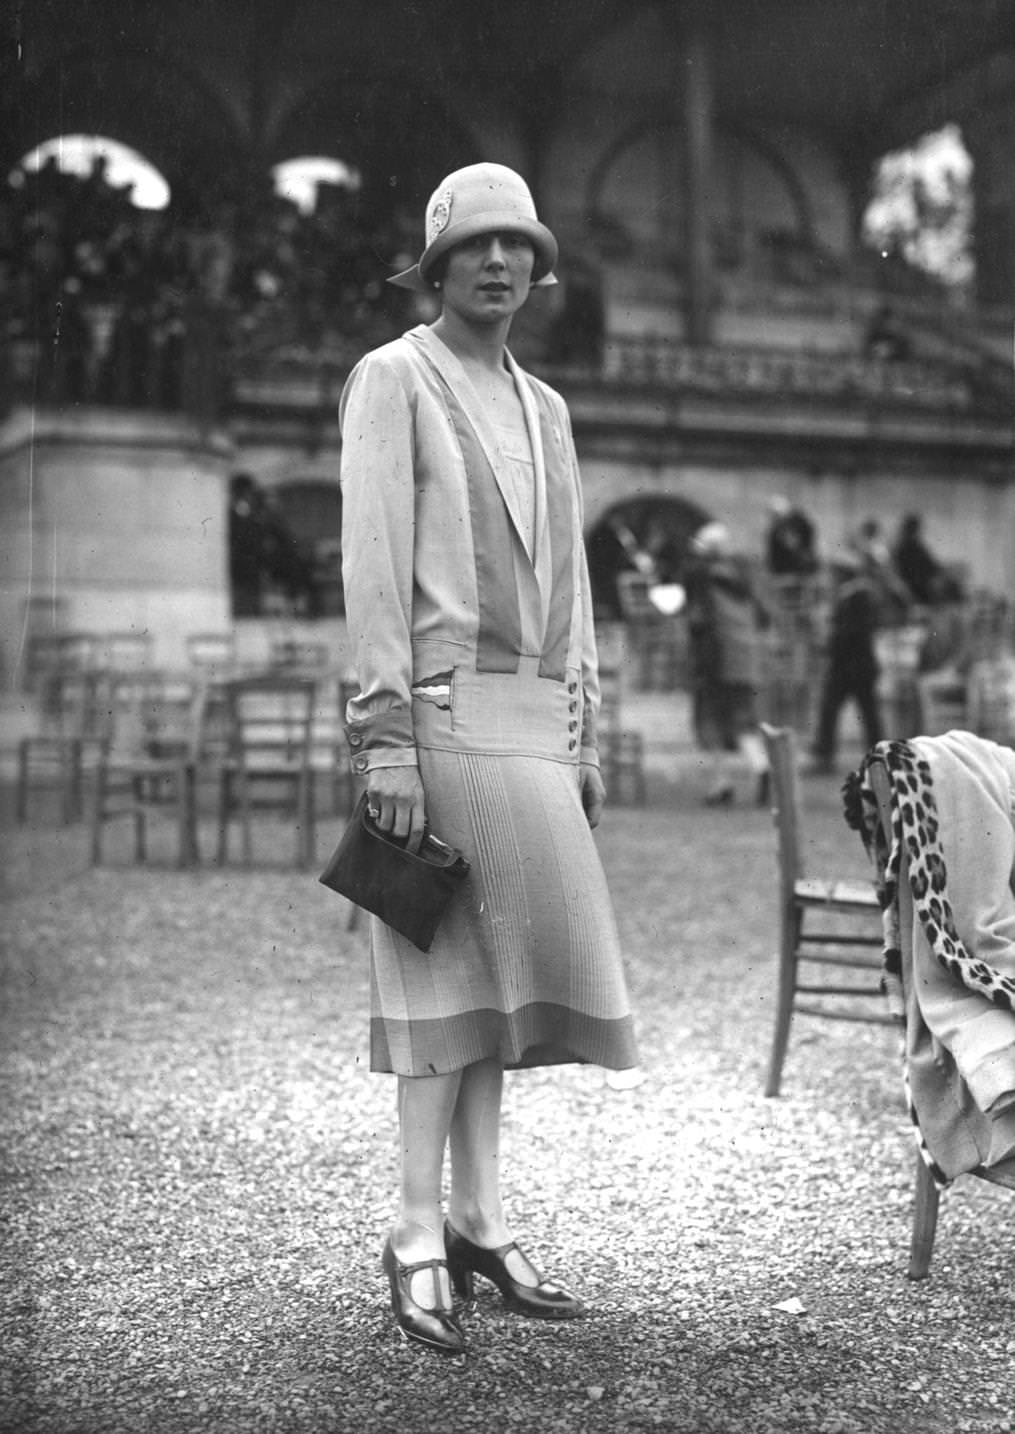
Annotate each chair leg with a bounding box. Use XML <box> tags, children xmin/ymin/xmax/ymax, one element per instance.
<box><xmin>298</xmin><ymin>774</ymin><xmax>315</xmax><ymax>869</ymax></box>
<box><xmin>216</xmin><ymin>769</ymin><xmax>231</xmax><ymax>865</ymax></box>
<box><xmin>184</xmin><ymin>765</ymin><xmax>200</xmax><ymax>866</ymax></box>
<box><xmin>16</xmin><ymin>740</ymin><xmax>29</xmax><ymax>825</ymax></box>
<box><xmin>239</xmin><ymin>771</ymin><xmax>252</xmax><ymax>866</ymax></box>
<box><xmin>175</xmin><ymin>767</ymin><xmax>196</xmax><ymax>869</ymax></box>
<box><xmin>764</xmin><ymin>903</ymin><xmax>801</xmax><ymax>1098</ymax></box>
<box><xmin>59</xmin><ymin>746</ymin><xmax>75</xmax><ymax>826</ymax></box>
<box><xmin>90</xmin><ymin>763</ymin><xmax>107</xmax><ymax>865</ymax></box>
<box><xmin>133</xmin><ymin>774</ymin><xmax>147</xmax><ymax>864</ymax></box>
<box><xmin>66</xmin><ymin>738</ymin><xmax>84</xmax><ymax>824</ymax></box>
<box><xmin>908</xmin><ymin>1152</ymin><xmax>940</xmax><ymax>1280</ymax></box>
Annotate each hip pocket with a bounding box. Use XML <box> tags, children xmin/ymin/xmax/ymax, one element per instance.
<box><xmin>411</xmin><ymin>667</ymin><xmax>456</xmax><ymax>734</ymax></box>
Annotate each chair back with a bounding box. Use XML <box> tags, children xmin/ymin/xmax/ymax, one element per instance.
<box><xmin>25</xmin><ymin>630</ymin><xmax>97</xmax><ymax>693</ymax></box>
<box><xmin>966</xmin><ymin>655</ymin><xmax>1015</xmax><ymax>746</ymax></box>
<box><xmin>597</xmin><ymin>663</ymin><xmax>623</xmax><ymax>740</ymax></box>
<box><xmin>225</xmin><ymin>675</ymin><xmax>316</xmax><ymax>771</ymax></box>
<box><xmin>307</xmin><ymin>670</ymin><xmax>352</xmax><ymax>769</ymax></box>
<box><xmin>763</xmin><ymin>577</ymin><xmax>823</xmax><ymax>729</ymax></box>
<box><xmin>36</xmin><ymin>666</ymin><xmax>111</xmax><ymax>740</ymax></box>
<box><xmin>102</xmin><ymin>671</ymin><xmax>208</xmax><ymax>762</ymax></box>
<box><xmin>759</xmin><ymin>722</ymin><xmax>803</xmax><ymax>899</ymax></box>
<box><xmin>268</xmin><ymin>636</ymin><xmax>330</xmax><ymax>673</ymax></box>
<box><xmin>95</xmin><ymin>631</ymin><xmax>155</xmax><ymax>673</ymax></box>
<box><xmin>866</xmin><ymin>755</ymin><xmax>893</xmax><ymax>848</ymax></box>
<box><xmin>186</xmin><ymin>631</ymin><xmax>237</xmax><ymax>677</ymax></box>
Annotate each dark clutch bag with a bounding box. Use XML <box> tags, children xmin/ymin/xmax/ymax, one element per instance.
<box><xmin>318</xmin><ymin>792</ymin><xmax>471</xmax><ymax>952</ymax></box>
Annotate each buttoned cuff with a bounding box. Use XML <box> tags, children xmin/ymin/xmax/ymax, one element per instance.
<box><xmin>345</xmin><ymin>708</ymin><xmax>417</xmax><ymax>777</ymax></box>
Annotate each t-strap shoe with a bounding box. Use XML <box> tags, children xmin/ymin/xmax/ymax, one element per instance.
<box><xmin>381</xmin><ymin>1239</ymin><xmax>467</xmax><ymax>1354</ymax></box>
<box><xmin>443</xmin><ymin>1221</ymin><xmax>586</xmax><ymax>1320</ymax></box>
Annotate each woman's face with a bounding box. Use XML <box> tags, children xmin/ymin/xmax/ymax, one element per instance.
<box><xmin>439</xmin><ymin>229</ymin><xmax>535</xmax><ymax>325</ymax></box>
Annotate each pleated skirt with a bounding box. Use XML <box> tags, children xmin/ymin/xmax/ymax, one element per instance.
<box><xmin>367</xmin><ymin>661</ymin><xmax>638</xmax><ymax>1077</ymax></box>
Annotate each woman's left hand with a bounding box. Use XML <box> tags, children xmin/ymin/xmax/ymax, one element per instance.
<box><xmin>580</xmin><ymin>762</ymin><xmax>606</xmax><ymax>829</ymax></box>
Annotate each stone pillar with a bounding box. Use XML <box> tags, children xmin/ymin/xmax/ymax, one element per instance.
<box><xmin>0</xmin><ymin>406</ymin><xmax>234</xmax><ymax>686</ymax></box>
<box><xmin>965</xmin><ymin>108</ymin><xmax>1015</xmax><ymax>308</ymax></box>
<box><xmin>680</xmin><ymin>5</ymin><xmax>716</xmax><ymax>346</ymax></box>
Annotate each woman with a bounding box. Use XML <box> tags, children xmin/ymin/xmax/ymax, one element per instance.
<box><xmin>339</xmin><ymin>163</ymin><xmax>637</xmax><ymax>1355</ymax></box>
<box><xmin>683</xmin><ymin>521</ymin><xmax>770</xmax><ymax>806</ymax></box>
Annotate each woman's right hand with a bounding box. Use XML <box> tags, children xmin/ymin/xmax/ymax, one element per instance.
<box><xmin>366</xmin><ymin>766</ymin><xmax>426</xmax><ymax>852</ymax></box>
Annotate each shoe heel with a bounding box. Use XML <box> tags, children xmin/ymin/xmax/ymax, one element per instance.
<box><xmin>448</xmin><ymin>1260</ymin><xmax>474</xmax><ymax>1302</ymax></box>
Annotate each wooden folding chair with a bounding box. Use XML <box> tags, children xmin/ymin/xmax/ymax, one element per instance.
<box><xmin>307</xmin><ymin>670</ymin><xmax>360</xmax><ymax>819</ymax></box>
<box><xmin>90</xmin><ymin>671</ymin><xmax>206</xmax><ymax>867</ymax></box>
<box><xmin>760</xmin><ymin>723</ymin><xmax>889</xmax><ymax>1098</ymax></box>
<box><xmin>596</xmin><ymin>662</ymin><xmax>647</xmax><ymax>805</ymax></box>
<box><xmin>866</xmin><ymin>756</ymin><xmax>1015</xmax><ymax>1279</ymax></box>
<box><xmin>17</xmin><ymin>666</ymin><xmax>112</xmax><ymax>824</ymax></box>
<box><xmin>215</xmin><ymin>674</ymin><xmax>317</xmax><ymax>868</ymax></box>
<box><xmin>966</xmin><ymin>654</ymin><xmax>1015</xmax><ymax>747</ymax></box>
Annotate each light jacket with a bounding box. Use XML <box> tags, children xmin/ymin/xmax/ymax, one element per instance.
<box><xmin>339</xmin><ymin>324</ymin><xmax>601</xmax><ymax>775</ymax></box>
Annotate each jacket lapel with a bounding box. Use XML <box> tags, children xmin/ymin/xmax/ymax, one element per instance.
<box><xmin>410</xmin><ymin>326</ymin><xmax>538</xmax><ymax>565</ymax></box>
<box><xmin>504</xmin><ymin>349</ymin><xmax>553</xmax><ymax>604</ymax></box>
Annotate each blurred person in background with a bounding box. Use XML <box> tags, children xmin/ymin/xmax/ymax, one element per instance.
<box><xmin>684</xmin><ymin>521</ymin><xmax>770</xmax><ymax>806</ymax></box>
<box><xmin>893</xmin><ymin>512</ymin><xmax>963</xmax><ymax>607</ymax></box>
<box><xmin>765</xmin><ymin>494</ymin><xmax>819</xmax><ymax>583</ymax></box>
<box><xmin>808</xmin><ymin>549</ymin><xmax>883</xmax><ymax>774</ymax></box>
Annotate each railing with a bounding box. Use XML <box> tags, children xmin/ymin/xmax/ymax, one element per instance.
<box><xmin>594</xmin><ymin>336</ymin><xmax>980</xmax><ymax>412</ymax></box>
<box><xmin>2</xmin><ymin>302</ymin><xmax>224</xmax><ymax>421</ymax></box>
<box><xmin>5</xmin><ymin>321</ymin><xmax>1005</xmax><ymax>423</ymax></box>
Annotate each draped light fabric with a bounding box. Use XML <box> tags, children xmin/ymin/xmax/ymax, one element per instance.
<box><xmin>855</xmin><ymin>731</ymin><xmax>1015</xmax><ymax>1180</ymax></box>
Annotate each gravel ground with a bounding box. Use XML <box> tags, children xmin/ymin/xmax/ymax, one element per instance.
<box><xmin>1</xmin><ymin>766</ymin><xmax>1013</xmax><ymax>1434</ymax></box>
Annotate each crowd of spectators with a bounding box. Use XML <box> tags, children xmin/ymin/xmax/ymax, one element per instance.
<box><xmin>0</xmin><ymin>153</ymin><xmax>420</xmax><ymax>412</ymax></box>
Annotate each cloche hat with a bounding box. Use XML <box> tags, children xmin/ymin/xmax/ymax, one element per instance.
<box><xmin>387</xmin><ymin>162</ymin><xmax>558</xmax><ymax>292</ymax></box>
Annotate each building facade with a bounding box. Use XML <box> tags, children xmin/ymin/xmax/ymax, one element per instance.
<box><xmin>1</xmin><ymin>0</ymin><xmax>1012</xmax><ymax>682</ymax></box>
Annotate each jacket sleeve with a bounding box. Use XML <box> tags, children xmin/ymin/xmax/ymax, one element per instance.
<box><xmin>562</xmin><ymin>402</ymin><xmax>601</xmax><ymax>766</ymax></box>
<box><xmin>339</xmin><ymin>353</ymin><xmax>419</xmax><ymax>772</ymax></box>
<box><xmin>578</xmin><ymin>533</ymin><xmax>602</xmax><ymax>768</ymax></box>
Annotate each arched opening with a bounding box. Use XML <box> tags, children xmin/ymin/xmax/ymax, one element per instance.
<box><xmin>587</xmin><ymin>495</ymin><xmax>711</xmax><ymax>617</ymax></box>
<box><xmin>10</xmin><ymin>134</ymin><xmax>171</xmax><ymax>210</ymax></box>
<box><xmin>233</xmin><ymin>152</ymin><xmax>413</xmax><ymax>357</ymax></box>
<box><xmin>5</xmin><ymin>133</ymin><xmax>186</xmax><ymax>408</ymax></box>
<box><xmin>586</xmin><ymin>120</ymin><xmax>814</xmax><ymax>278</ymax></box>
<box><xmin>228</xmin><ymin>474</ymin><xmax>343</xmax><ymax>621</ymax></box>
<box><xmin>271</xmin><ymin>157</ymin><xmax>361</xmax><ymax>216</ymax></box>
<box><xmin>2</xmin><ymin>130</ymin><xmax>418</xmax><ymax>409</ymax></box>
<box><xmin>587</xmin><ymin>494</ymin><xmax>710</xmax><ymax>690</ymax></box>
